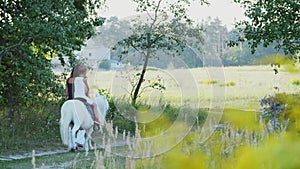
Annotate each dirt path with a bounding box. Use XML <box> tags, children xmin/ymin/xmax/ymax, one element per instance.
<box><xmin>0</xmin><ymin>140</ymin><xmax>127</xmax><ymax>161</ymax></box>
<box><xmin>0</xmin><ymin>149</ymin><xmax>69</xmax><ymax>161</ymax></box>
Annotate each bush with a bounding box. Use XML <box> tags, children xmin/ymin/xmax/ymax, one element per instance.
<box><xmin>260</xmin><ymin>93</ymin><xmax>300</xmax><ymax>132</ymax></box>
<box><xmin>105</xmin><ymin>97</ymin><xmax>136</xmax><ymax>135</ymax></box>
<box><xmin>225</xmin><ymin>81</ymin><xmax>236</xmax><ymax>86</ymax></box>
<box><xmin>0</xmin><ymin>100</ymin><xmax>63</xmax><ymax>155</ymax></box>
<box><xmin>199</xmin><ymin>79</ymin><xmax>219</xmax><ymax>85</ymax></box>
<box><xmin>106</xmin><ymin>98</ymin><xmax>208</xmax><ymax>137</ymax></box>
<box><xmin>219</xmin><ymin>81</ymin><xmax>236</xmax><ymax>87</ymax></box>
<box><xmin>290</xmin><ymin>78</ymin><xmax>300</xmax><ymax>86</ymax></box>
<box><xmin>98</xmin><ymin>59</ymin><xmax>111</xmax><ymax>70</ymax></box>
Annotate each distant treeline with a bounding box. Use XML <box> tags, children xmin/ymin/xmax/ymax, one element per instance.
<box><xmin>95</xmin><ymin>17</ymin><xmax>284</xmax><ymax>69</ymax></box>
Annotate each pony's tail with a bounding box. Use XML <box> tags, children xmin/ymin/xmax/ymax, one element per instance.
<box><xmin>60</xmin><ymin>103</ymin><xmax>71</xmax><ymax>145</ymax></box>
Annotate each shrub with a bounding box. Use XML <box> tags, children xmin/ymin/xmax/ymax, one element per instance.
<box><xmin>98</xmin><ymin>59</ymin><xmax>111</xmax><ymax>70</ymax></box>
<box><xmin>106</xmin><ymin>98</ymin><xmax>208</xmax><ymax>137</ymax></box>
<box><xmin>219</xmin><ymin>81</ymin><xmax>236</xmax><ymax>87</ymax></box>
<box><xmin>199</xmin><ymin>79</ymin><xmax>219</xmax><ymax>85</ymax></box>
<box><xmin>105</xmin><ymin>97</ymin><xmax>136</xmax><ymax>135</ymax></box>
<box><xmin>225</xmin><ymin>81</ymin><xmax>236</xmax><ymax>86</ymax></box>
<box><xmin>260</xmin><ymin>93</ymin><xmax>300</xmax><ymax>132</ymax></box>
<box><xmin>290</xmin><ymin>78</ymin><xmax>300</xmax><ymax>86</ymax></box>
<box><xmin>0</xmin><ymin>100</ymin><xmax>63</xmax><ymax>155</ymax></box>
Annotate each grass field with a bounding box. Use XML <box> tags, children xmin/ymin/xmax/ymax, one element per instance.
<box><xmin>87</xmin><ymin>65</ymin><xmax>299</xmax><ymax>110</ymax></box>
<box><xmin>1</xmin><ymin>65</ymin><xmax>300</xmax><ymax>169</ymax></box>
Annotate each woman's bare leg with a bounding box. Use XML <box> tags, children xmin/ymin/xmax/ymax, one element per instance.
<box><xmin>92</xmin><ymin>103</ymin><xmax>100</xmax><ymax>124</ymax></box>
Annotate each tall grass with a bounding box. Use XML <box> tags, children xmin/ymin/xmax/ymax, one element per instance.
<box><xmin>27</xmin><ymin>95</ymin><xmax>299</xmax><ymax>168</ymax></box>
<box><xmin>58</xmin><ymin>92</ymin><xmax>300</xmax><ymax>168</ymax></box>
<box><xmin>2</xmin><ymin>66</ymin><xmax>300</xmax><ymax>168</ymax></box>
<box><xmin>37</xmin><ymin>114</ymin><xmax>298</xmax><ymax>168</ymax></box>
<box><xmin>0</xmin><ymin>101</ymin><xmax>64</xmax><ymax>156</ymax></box>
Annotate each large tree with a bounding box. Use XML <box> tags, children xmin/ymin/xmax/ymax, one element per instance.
<box><xmin>115</xmin><ymin>0</ymin><xmax>208</xmax><ymax>105</ymax></box>
<box><xmin>0</xmin><ymin>0</ymin><xmax>105</xmax><ymax>118</ymax></box>
<box><xmin>233</xmin><ymin>0</ymin><xmax>300</xmax><ymax>55</ymax></box>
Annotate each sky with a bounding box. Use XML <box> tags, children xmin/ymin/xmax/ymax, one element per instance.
<box><xmin>99</xmin><ymin>0</ymin><xmax>246</xmax><ymax>29</ymax></box>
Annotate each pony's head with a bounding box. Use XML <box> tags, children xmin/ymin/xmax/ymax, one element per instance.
<box><xmin>94</xmin><ymin>94</ymin><xmax>109</xmax><ymax>124</ymax></box>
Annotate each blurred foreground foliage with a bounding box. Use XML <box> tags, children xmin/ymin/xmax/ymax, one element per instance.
<box><xmin>105</xmin><ymin>96</ymin><xmax>208</xmax><ymax>137</ymax></box>
<box><xmin>1</xmin><ymin>92</ymin><xmax>300</xmax><ymax>169</ymax></box>
<box><xmin>161</xmin><ymin>93</ymin><xmax>300</xmax><ymax>169</ymax></box>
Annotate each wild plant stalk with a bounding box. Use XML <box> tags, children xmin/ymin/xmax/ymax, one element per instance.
<box><xmin>72</xmin><ymin>153</ymin><xmax>79</xmax><ymax>168</ymax></box>
<box><xmin>95</xmin><ymin>150</ymin><xmax>104</xmax><ymax>169</ymax></box>
<box><xmin>184</xmin><ymin>122</ymin><xmax>269</xmax><ymax>169</ymax></box>
<box><xmin>31</xmin><ymin>150</ymin><xmax>36</xmax><ymax>169</ymax></box>
<box><xmin>44</xmin><ymin>105</ymin><xmax>284</xmax><ymax>168</ymax></box>
<box><xmin>31</xmin><ymin>117</ymin><xmax>274</xmax><ymax>168</ymax></box>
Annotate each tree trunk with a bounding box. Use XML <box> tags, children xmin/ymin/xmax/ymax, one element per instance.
<box><xmin>132</xmin><ymin>52</ymin><xmax>150</xmax><ymax>105</ymax></box>
<box><xmin>132</xmin><ymin>34</ymin><xmax>151</xmax><ymax>105</ymax></box>
<box><xmin>8</xmin><ymin>72</ymin><xmax>15</xmax><ymax>120</ymax></box>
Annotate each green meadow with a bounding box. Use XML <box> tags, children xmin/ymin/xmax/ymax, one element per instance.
<box><xmin>88</xmin><ymin>65</ymin><xmax>299</xmax><ymax>110</ymax></box>
<box><xmin>1</xmin><ymin>65</ymin><xmax>300</xmax><ymax>169</ymax></box>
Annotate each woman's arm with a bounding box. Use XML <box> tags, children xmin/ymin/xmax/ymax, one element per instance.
<box><xmin>65</xmin><ymin>85</ymin><xmax>69</xmax><ymax>96</ymax></box>
<box><xmin>83</xmin><ymin>78</ymin><xmax>90</xmax><ymax>97</ymax></box>
<box><xmin>65</xmin><ymin>80</ymin><xmax>69</xmax><ymax>96</ymax></box>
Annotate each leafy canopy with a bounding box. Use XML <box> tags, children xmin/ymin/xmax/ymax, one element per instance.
<box><xmin>233</xmin><ymin>0</ymin><xmax>300</xmax><ymax>55</ymax></box>
<box><xmin>0</xmin><ymin>0</ymin><xmax>105</xmax><ymax>117</ymax></box>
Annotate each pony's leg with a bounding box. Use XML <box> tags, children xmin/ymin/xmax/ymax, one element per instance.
<box><xmin>84</xmin><ymin>128</ymin><xmax>94</xmax><ymax>151</ymax></box>
<box><xmin>68</xmin><ymin>126</ymin><xmax>73</xmax><ymax>151</ymax></box>
<box><xmin>70</xmin><ymin>126</ymin><xmax>79</xmax><ymax>151</ymax></box>
<box><xmin>75</xmin><ymin>129</ymin><xmax>85</xmax><ymax>147</ymax></box>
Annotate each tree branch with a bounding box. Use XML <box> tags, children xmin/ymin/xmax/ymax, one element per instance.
<box><xmin>0</xmin><ymin>38</ymin><xmax>25</xmax><ymax>64</ymax></box>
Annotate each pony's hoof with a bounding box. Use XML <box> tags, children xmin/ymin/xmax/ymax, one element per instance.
<box><xmin>84</xmin><ymin>147</ymin><xmax>94</xmax><ymax>151</ymax></box>
<box><xmin>70</xmin><ymin>148</ymin><xmax>76</xmax><ymax>152</ymax></box>
<box><xmin>93</xmin><ymin>124</ymin><xmax>100</xmax><ymax>131</ymax></box>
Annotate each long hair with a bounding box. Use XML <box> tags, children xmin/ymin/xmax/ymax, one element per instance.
<box><xmin>78</xmin><ymin>64</ymin><xmax>87</xmax><ymax>75</ymax></box>
<box><xmin>73</xmin><ymin>64</ymin><xmax>87</xmax><ymax>77</ymax></box>
<box><xmin>69</xmin><ymin>67</ymin><xmax>75</xmax><ymax>78</ymax></box>
<box><xmin>72</xmin><ymin>64</ymin><xmax>82</xmax><ymax>77</ymax></box>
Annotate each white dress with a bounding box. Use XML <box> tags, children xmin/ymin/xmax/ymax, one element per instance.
<box><xmin>74</xmin><ymin>77</ymin><xmax>94</xmax><ymax>105</ymax></box>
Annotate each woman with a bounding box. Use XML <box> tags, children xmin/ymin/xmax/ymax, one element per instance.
<box><xmin>65</xmin><ymin>65</ymin><xmax>85</xmax><ymax>148</ymax></box>
<box><xmin>73</xmin><ymin>64</ymin><xmax>101</xmax><ymax>125</ymax></box>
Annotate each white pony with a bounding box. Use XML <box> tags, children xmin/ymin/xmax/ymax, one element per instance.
<box><xmin>60</xmin><ymin>94</ymin><xmax>109</xmax><ymax>151</ymax></box>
